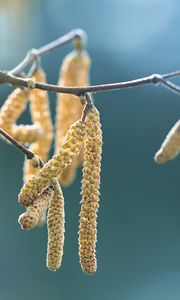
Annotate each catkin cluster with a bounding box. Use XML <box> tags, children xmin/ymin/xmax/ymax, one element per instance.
<box><xmin>17</xmin><ymin>104</ymin><xmax>102</xmax><ymax>274</ymax></box>
<box><xmin>56</xmin><ymin>50</ymin><xmax>90</xmax><ymax>186</ymax></box>
<box><xmin>23</xmin><ymin>68</ymin><xmax>53</xmax><ymax>182</ymax></box>
<box><xmin>154</xmin><ymin>120</ymin><xmax>180</xmax><ymax>164</ymax></box>
<box><xmin>0</xmin><ymin>40</ymin><xmax>104</xmax><ymax>274</ymax></box>
<box><xmin>18</xmin><ymin>120</ymin><xmax>86</xmax><ymax>206</ymax></box>
<box><xmin>79</xmin><ymin>107</ymin><xmax>102</xmax><ymax>274</ymax></box>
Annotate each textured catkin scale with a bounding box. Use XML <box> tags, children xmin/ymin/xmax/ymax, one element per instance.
<box><xmin>18</xmin><ymin>120</ymin><xmax>86</xmax><ymax>206</ymax></box>
<box><xmin>46</xmin><ymin>179</ymin><xmax>65</xmax><ymax>271</ymax></box>
<box><xmin>18</xmin><ymin>185</ymin><xmax>54</xmax><ymax>230</ymax></box>
<box><xmin>154</xmin><ymin>120</ymin><xmax>180</xmax><ymax>164</ymax></box>
<box><xmin>23</xmin><ymin>68</ymin><xmax>53</xmax><ymax>182</ymax></box>
<box><xmin>0</xmin><ymin>87</ymin><xmax>29</xmax><ymax>135</ymax></box>
<box><xmin>55</xmin><ymin>50</ymin><xmax>90</xmax><ymax>186</ymax></box>
<box><xmin>78</xmin><ymin>107</ymin><xmax>102</xmax><ymax>275</ymax></box>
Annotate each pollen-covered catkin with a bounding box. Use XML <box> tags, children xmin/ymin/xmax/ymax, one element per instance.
<box><xmin>18</xmin><ymin>119</ymin><xmax>86</xmax><ymax>206</ymax></box>
<box><xmin>18</xmin><ymin>185</ymin><xmax>54</xmax><ymax>230</ymax></box>
<box><xmin>55</xmin><ymin>50</ymin><xmax>90</xmax><ymax>186</ymax></box>
<box><xmin>154</xmin><ymin>120</ymin><xmax>180</xmax><ymax>164</ymax></box>
<box><xmin>47</xmin><ymin>179</ymin><xmax>65</xmax><ymax>271</ymax></box>
<box><xmin>78</xmin><ymin>107</ymin><xmax>102</xmax><ymax>275</ymax></box>
<box><xmin>0</xmin><ymin>87</ymin><xmax>29</xmax><ymax>134</ymax></box>
<box><xmin>23</xmin><ymin>68</ymin><xmax>53</xmax><ymax>182</ymax></box>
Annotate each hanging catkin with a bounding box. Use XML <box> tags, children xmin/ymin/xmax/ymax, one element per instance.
<box><xmin>46</xmin><ymin>179</ymin><xmax>65</xmax><ymax>271</ymax></box>
<box><xmin>18</xmin><ymin>185</ymin><xmax>54</xmax><ymax>230</ymax></box>
<box><xmin>55</xmin><ymin>50</ymin><xmax>90</xmax><ymax>186</ymax></box>
<box><xmin>18</xmin><ymin>119</ymin><xmax>86</xmax><ymax>206</ymax></box>
<box><xmin>23</xmin><ymin>68</ymin><xmax>53</xmax><ymax>182</ymax></box>
<box><xmin>0</xmin><ymin>87</ymin><xmax>28</xmax><ymax>133</ymax></box>
<box><xmin>78</xmin><ymin>107</ymin><xmax>102</xmax><ymax>274</ymax></box>
<box><xmin>0</xmin><ymin>87</ymin><xmax>43</xmax><ymax>144</ymax></box>
<box><xmin>154</xmin><ymin>120</ymin><xmax>180</xmax><ymax>164</ymax></box>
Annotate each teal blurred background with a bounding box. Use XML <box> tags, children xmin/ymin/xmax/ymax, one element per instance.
<box><xmin>1</xmin><ymin>0</ymin><xmax>180</xmax><ymax>299</ymax></box>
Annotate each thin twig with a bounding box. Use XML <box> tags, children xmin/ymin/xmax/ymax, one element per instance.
<box><xmin>81</xmin><ymin>93</ymin><xmax>94</xmax><ymax>122</ymax></box>
<box><xmin>0</xmin><ymin>127</ymin><xmax>43</xmax><ymax>167</ymax></box>
<box><xmin>1</xmin><ymin>71</ymin><xmax>180</xmax><ymax>96</ymax></box>
<box><xmin>9</xmin><ymin>29</ymin><xmax>86</xmax><ymax>76</ymax></box>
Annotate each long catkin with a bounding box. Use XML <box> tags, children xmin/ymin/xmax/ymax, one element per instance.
<box><xmin>154</xmin><ymin>120</ymin><xmax>180</xmax><ymax>164</ymax></box>
<box><xmin>55</xmin><ymin>50</ymin><xmax>90</xmax><ymax>186</ymax></box>
<box><xmin>23</xmin><ymin>68</ymin><xmax>53</xmax><ymax>182</ymax></box>
<box><xmin>18</xmin><ymin>185</ymin><xmax>54</xmax><ymax>230</ymax></box>
<box><xmin>18</xmin><ymin>119</ymin><xmax>86</xmax><ymax>206</ymax></box>
<box><xmin>78</xmin><ymin>107</ymin><xmax>102</xmax><ymax>274</ymax></box>
<box><xmin>47</xmin><ymin>179</ymin><xmax>65</xmax><ymax>271</ymax></box>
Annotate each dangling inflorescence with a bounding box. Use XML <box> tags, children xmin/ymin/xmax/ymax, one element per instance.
<box><xmin>18</xmin><ymin>119</ymin><xmax>86</xmax><ymax>206</ymax></box>
<box><xmin>46</xmin><ymin>179</ymin><xmax>65</xmax><ymax>271</ymax></box>
<box><xmin>23</xmin><ymin>67</ymin><xmax>53</xmax><ymax>182</ymax></box>
<box><xmin>78</xmin><ymin>107</ymin><xmax>102</xmax><ymax>274</ymax></box>
<box><xmin>55</xmin><ymin>49</ymin><xmax>90</xmax><ymax>186</ymax></box>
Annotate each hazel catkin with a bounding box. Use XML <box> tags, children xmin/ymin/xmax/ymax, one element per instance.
<box><xmin>0</xmin><ymin>87</ymin><xmax>29</xmax><ymax>136</ymax></box>
<box><xmin>154</xmin><ymin>120</ymin><xmax>180</xmax><ymax>164</ymax></box>
<box><xmin>18</xmin><ymin>119</ymin><xmax>86</xmax><ymax>206</ymax></box>
<box><xmin>55</xmin><ymin>50</ymin><xmax>90</xmax><ymax>186</ymax></box>
<box><xmin>23</xmin><ymin>68</ymin><xmax>53</xmax><ymax>182</ymax></box>
<box><xmin>46</xmin><ymin>179</ymin><xmax>65</xmax><ymax>271</ymax></box>
<box><xmin>18</xmin><ymin>185</ymin><xmax>54</xmax><ymax>230</ymax></box>
<box><xmin>78</xmin><ymin>107</ymin><xmax>102</xmax><ymax>275</ymax></box>
<box><xmin>0</xmin><ymin>87</ymin><xmax>43</xmax><ymax>144</ymax></box>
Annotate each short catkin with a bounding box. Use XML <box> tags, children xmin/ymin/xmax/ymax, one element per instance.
<box><xmin>55</xmin><ymin>50</ymin><xmax>90</xmax><ymax>186</ymax></box>
<box><xmin>23</xmin><ymin>68</ymin><xmax>53</xmax><ymax>182</ymax></box>
<box><xmin>78</xmin><ymin>107</ymin><xmax>102</xmax><ymax>274</ymax></box>
<box><xmin>18</xmin><ymin>185</ymin><xmax>54</xmax><ymax>230</ymax></box>
<box><xmin>47</xmin><ymin>179</ymin><xmax>65</xmax><ymax>271</ymax></box>
<box><xmin>18</xmin><ymin>119</ymin><xmax>86</xmax><ymax>206</ymax></box>
<box><xmin>154</xmin><ymin>120</ymin><xmax>180</xmax><ymax>164</ymax></box>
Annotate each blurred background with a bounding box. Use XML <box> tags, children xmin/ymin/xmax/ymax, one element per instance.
<box><xmin>0</xmin><ymin>0</ymin><xmax>180</xmax><ymax>299</ymax></box>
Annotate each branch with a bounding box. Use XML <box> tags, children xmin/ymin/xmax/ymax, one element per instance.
<box><xmin>0</xmin><ymin>128</ymin><xmax>44</xmax><ymax>167</ymax></box>
<box><xmin>0</xmin><ymin>29</ymin><xmax>180</xmax><ymax>97</ymax></box>
<box><xmin>1</xmin><ymin>70</ymin><xmax>180</xmax><ymax>97</ymax></box>
<box><xmin>9</xmin><ymin>29</ymin><xmax>86</xmax><ymax>76</ymax></box>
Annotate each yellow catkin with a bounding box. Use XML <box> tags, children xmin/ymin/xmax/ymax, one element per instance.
<box><xmin>23</xmin><ymin>68</ymin><xmax>53</xmax><ymax>182</ymax></box>
<box><xmin>18</xmin><ymin>119</ymin><xmax>86</xmax><ymax>206</ymax></box>
<box><xmin>55</xmin><ymin>50</ymin><xmax>90</xmax><ymax>185</ymax></box>
<box><xmin>47</xmin><ymin>179</ymin><xmax>65</xmax><ymax>271</ymax></box>
<box><xmin>154</xmin><ymin>120</ymin><xmax>180</xmax><ymax>164</ymax></box>
<box><xmin>0</xmin><ymin>87</ymin><xmax>29</xmax><ymax>134</ymax></box>
<box><xmin>18</xmin><ymin>185</ymin><xmax>54</xmax><ymax>230</ymax></box>
<box><xmin>78</xmin><ymin>107</ymin><xmax>102</xmax><ymax>275</ymax></box>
